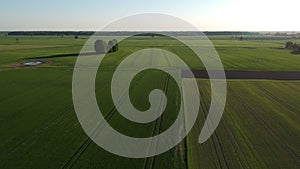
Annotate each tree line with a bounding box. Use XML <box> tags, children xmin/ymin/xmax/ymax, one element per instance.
<box><xmin>8</xmin><ymin>31</ymin><xmax>94</xmax><ymax>36</ymax></box>
<box><xmin>286</xmin><ymin>41</ymin><xmax>300</xmax><ymax>54</ymax></box>
<box><xmin>7</xmin><ymin>31</ymin><xmax>257</xmax><ymax>36</ymax></box>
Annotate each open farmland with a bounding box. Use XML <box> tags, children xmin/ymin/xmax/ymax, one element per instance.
<box><xmin>0</xmin><ymin>35</ymin><xmax>299</xmax><ymax>168</ymax></box>
<box><xmin>187</xmin><ymin>80</ymin><xmax>300</xmax><ymax>169</ymax></box>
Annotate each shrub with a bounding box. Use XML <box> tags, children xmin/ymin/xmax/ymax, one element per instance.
<box><xmin>286</xmin><ymin>41</ymin><xmax>294</xmax><ymax>49</ymax></box>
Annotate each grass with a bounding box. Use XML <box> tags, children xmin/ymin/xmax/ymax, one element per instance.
<box><xmin>0</xmin><ymin>35</ymin><xmax>299</xmax><ymax>168</ymax></box>
<box><xmin>0</xmin><ymin>35</ymin><xmax>300</xmax><ymax>70</ymax></box>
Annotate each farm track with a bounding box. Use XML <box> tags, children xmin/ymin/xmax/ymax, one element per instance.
<box><xmin>161</xmin><ymin>47</ymin><xmax>188</xmax><ymax>169</ymax></box>
<box><xmin>143</xmin><ymin>74</ymin><xmax>169</xmax><ymax>169</ymax></box>
<box><xmin>181</xmin><ymin>93</ymin><xmax>189</xmax><ymax>169</ymax></box>
<box><xmin>63</xmin><ymin>48</ymin><xmax>182</xmax><ymax>168</ymax></box>
<box><xmin>228</xmin><ymin>85</ymin><xmax>300</xmax><ymax>162</ymax></box>
<box><xmin>183</xmin><ymin>70</ymin><xmax>300</xmax><ymax>80</ymax></box>
<box><xmin>61</xmin><ymin>74</ymin><xmax>145</xmax><ymax>168</ymax></box>
<box><xmin>144</xmin><ymin>49</ymin><xmax>165</xmax><ymax>169</ymax></box>
<box><xmin>162</xmin><ymin>48</ymin><xmax>189</xmax><ymax>169</ymax></box>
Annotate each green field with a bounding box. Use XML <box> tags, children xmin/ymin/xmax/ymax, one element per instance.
<box><xmin>1</xmin><ymin>35</ymin><xmax>300</xmax><ymax>70</ymax></box>
<box><xmin>188</xmin><ymin>80</ymin><xmax>300</xmax><ymax>169</ymax></box>
<box><xmin>0</xmin><ymin>35</ymin><xmax>299</xmax><ymax>168</ymax></box>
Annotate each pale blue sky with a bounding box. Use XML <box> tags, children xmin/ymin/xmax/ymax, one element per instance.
<box><xmin>0</xmin><ymin>0</ymin><xmax>299</xmax><ymax>31</ymax></box>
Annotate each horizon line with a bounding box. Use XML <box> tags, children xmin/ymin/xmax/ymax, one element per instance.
<box><xmin>1</xmin><ymin>30</ymin><xmax>300</xmax><ymax>33</ymax></box>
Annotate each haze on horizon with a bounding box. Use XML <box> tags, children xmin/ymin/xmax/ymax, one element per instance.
<box><xmin>1</xmin><ymin>0</ymin><xmax>299</xmax><ymax>31</ymax></box>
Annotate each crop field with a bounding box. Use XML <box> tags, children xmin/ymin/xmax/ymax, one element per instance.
<box><xmin>0</xmin><ymin>35</ymin><xmax>299</xmax><ymax>168</ymax></box>
<box><xmin>187</xmin><ymin>79</ymin><xmax>300</xmax><ymax>169</ymax></box>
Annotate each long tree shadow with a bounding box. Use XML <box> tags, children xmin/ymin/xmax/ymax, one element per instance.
<box><xmin>26</xmin><ymin>52</ymin><xmax>96</xmax><ymax>59</ymax></box>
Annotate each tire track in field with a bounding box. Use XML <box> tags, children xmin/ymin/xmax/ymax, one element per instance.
<box><xmin>224</xmin><ymin>86</ymin><xmax>269</xmax><ymax>168</ymax></box>
<box><xmin>143</xmin><ymin>74</ymin><xmax>169</xmax><ymax>169</ymax></box>
<box><xmin>61</xmin><ymin>74</ymin><xmax>145</xmax><ymax>169</ymax></box>
<box><xmin>162</xmin><ymin>49</ymin><xmax>171</xmax><ymax>67</ymax></box>
<box><xmin>253</xmin><ymin>83</ymin><xmax>300</xmax><ymax>115</ymax></box>
<box><xmin>156</xmin><ymin>48</ymin><xmax>189</xmax><ymax>169</ymax></box>
<box><xmin>226</xmin><ymin>86</ymin><xmax>269</xmax><ymax>168</ymax></box>
<box><xmin>150</xmin><ymin>48</ymin><xmax>154</xmax><ymax>66</ymax></box>
<box><xmin>229</xmin><ymin>85</ymin><xmax>300</xmax><ymax>162</ymax></box>
<box><xmin>228</xmin><ymin>85</ymin><xmax>275</xmax><ymax>168</ymax></box>
<box><xmin>195</xmin><ymin>86</ymin><xmax>223</xmax><ymax>169</ymax></box>
<box><xmin>198</xmin><ymin>85</ymin><xmax>229</xmax><ymax>169</ymax></box>
<box><xmin>223</xmin><ymin>86</ymin><xmax>268</xmax><ymax>168</ymax></box>
<box><xmin>219</xmin><ymin>111</ymin><xmax>247</xmax><ymax>169</ymax></box>
<box><xmin>133</xmin><ymin>49</ymin><xmax>143</xmax><ymax>67</ymax></box>
<box><xmin>222</xmin><ymin>119</ymin><xmax>248</xmax><ymax>169</ymax></box>
<box><xmin>183</xmin><ymin>79</ymin><xmax>210</xmax><ymax>169</ymax></box>
<box><xmin>283</xmin><ymin>82</ymin><xmax>300</xmax><ymax>93</ymax></box>
<box><xmin>181</xmin><ymin>84</ymin><xmax>189</xmax><ymax>169</ymax></box>
<box><xmin>0</xmin><ymin>73</ymin><xmax>72</xmax><ymax>154</ymax></box>
<box><xmin>64</xmin><ymin>48</ymin><xmax>170</xmax><ymax>168</ymax></box>
<box><xmin>2</xmin><ymin>104</ymin><xmax>73</xmax><ymax>157</ymax></box>
<box><xmin>242</xmin><ymin>86</ymin><xmax>300</xmax><ymax>160</ymax></box>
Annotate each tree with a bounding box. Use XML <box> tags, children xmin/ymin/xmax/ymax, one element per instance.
<box><xmin>286</xmin><ymin>41</ymin><xmax>294</xmax><ymax>49</ymax></box>
<box><xmin>16</xmin><ymin>38</ymin><xmax>19</xmax><ymax>43</ymax></box>
<box><xmin>94</xmin><ymin>40</ymin><xmax>108</xmax><ymax>54</ymax></box>
<box><xmin>239</xmin><ymin>36</ymin><xmax>243</xmax><ymax>41</ymax></box>
<box><xmin>108</xmin><ymin>39</ymin><xmax>118</xmax><ymax>53</ymax></box>
<box><xmin>74</xmin><ymin>35</ymin><xmax>78</xmax><ymax>39</ymax></box>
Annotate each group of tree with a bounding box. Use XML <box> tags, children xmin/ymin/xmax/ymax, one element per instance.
<box><xmin>232</xmin><ymin>36</ymin><xmax>244</xmax><ymax>40</ymax></box>
<box><xmin>94</xmin><ymin>39</ymin><xmax>118</xmax><ymax>54</ymax></box>
<box><xmin>286</xmin><ymin>41</ymin><xmax>300</xmax><ymax>53</ymax></box>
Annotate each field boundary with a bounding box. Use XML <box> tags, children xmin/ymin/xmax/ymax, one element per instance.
<box><xmin>182</xmin><ymin>70</ymin><xmax>300</xmax><ymax>80</ymax></box>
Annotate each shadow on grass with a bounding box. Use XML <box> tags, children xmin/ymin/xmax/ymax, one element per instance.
<box><xmin>271</xmin><ymin>47</ymin><xmax>300</xmax><ymax>54</ymax></box>
<box><xmin>270</xmin><ymin>47</ymin><xmax>285</xmax><ymax>50</ymax></box>
<box><xmin>291</xmin><ymin>50</ymin><xmax>300</xmax><ymax>54</ymax></box>
<box><xmin>26</xmin><ymin>52</ymin><xmax>96</xmax><ymax>59</ymax></box>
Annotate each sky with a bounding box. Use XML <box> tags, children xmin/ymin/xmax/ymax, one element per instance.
<box><xmin>0</xmin><ymin>0</ymin><xmax>299</xmax><ymax>31</ymax></box>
